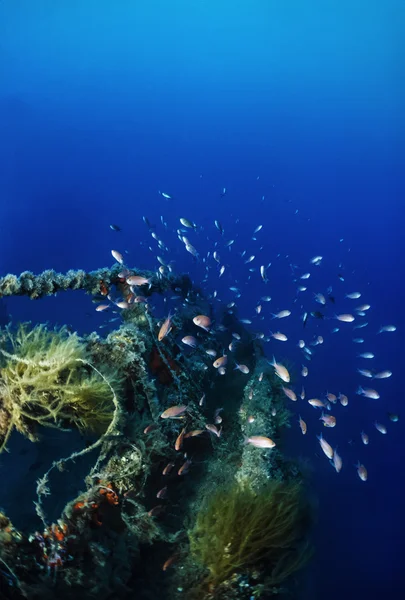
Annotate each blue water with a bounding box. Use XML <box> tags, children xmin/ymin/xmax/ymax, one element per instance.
<box><xmin>1</xmin><ymin>1</ymin><xmax>404</xmax><ymax>598</ymax></box>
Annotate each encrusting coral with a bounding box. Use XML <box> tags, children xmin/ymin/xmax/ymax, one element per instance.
<box><xmin>0</xmin><ymin>323</ymin><xmax>118</xmax><ymax>453</ymax></box>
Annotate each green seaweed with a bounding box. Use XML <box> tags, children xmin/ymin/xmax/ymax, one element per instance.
<box><xmin>188</xmin><ymin>479</ymin><xmax>312</xmax><ymax>593</ymax></box>
<box><xmin>0</xmin><ymin>323</ymin><xmax>118</xmax><ymax>453</ymax></box>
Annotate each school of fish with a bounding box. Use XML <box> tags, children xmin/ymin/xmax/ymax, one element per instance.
<box><xmin>102</xmin><ymin>194</ymin><xmax>399</xmax><ymax>498</ymax></box>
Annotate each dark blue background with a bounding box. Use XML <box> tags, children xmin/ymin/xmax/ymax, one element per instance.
<box><xmin>1</xmin><ymin>1</ymin><xmax>404</xmax><ymax>598</ymax></box>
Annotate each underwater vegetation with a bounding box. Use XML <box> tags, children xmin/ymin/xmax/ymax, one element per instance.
<box><xmin>0</xmin><ymin>265</ymin><xmax>312</xmax><ymax>600</ymax></box>
<box><xmin>0</xmin><ymin>323</ymin><xmax>118</xmax><ymax>453</ymax></box>
<box><xmin>189</xmin><ymin>480</ymin><xmax>312</xmax><ymax>595</ymax></box>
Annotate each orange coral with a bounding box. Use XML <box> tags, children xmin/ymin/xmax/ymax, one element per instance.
<box><xmin>99</xmin><ymin>484</ymin><xmax>119</xmax><ymax>506</ymax></box>
<box><xmin>99</xmin><ymin>280</ymin><xmax>109</xmax><ymax>296</ymax></box>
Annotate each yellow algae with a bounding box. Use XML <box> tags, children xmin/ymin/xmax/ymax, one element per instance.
<box><xmin>189</xmin><ymin>479</ymin><xmax>311</xmax><ymax>591</ymax></box>
<box><xmin>0</xmin><ymin>323</ymin><xmax>118</xmax><ymax>453</ymax></box>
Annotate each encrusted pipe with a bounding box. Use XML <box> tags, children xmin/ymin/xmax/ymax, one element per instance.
<box><xmin>0</xmin><ymin>267</ymin><xmax>192</xmax><ymax>300</ymax></box>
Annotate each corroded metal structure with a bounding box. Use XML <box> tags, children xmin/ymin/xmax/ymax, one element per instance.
<box><xmin>0</xmin><ymin>266</ymin><xmax>310</xmax><ymax>600</ymax></box>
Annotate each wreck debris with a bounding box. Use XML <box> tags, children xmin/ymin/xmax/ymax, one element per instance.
<box><xmin>0</xmin><ymin>265</ymin><xmax>310</xmax><ymax>599</ymax></box>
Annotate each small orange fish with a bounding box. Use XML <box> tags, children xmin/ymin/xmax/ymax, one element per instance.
<box><xmin>356</xmin><ymin>462</ymin><xmax>368</xmax><ymax>481</ymax></box>
<box><xmin>193</xmin><ymin>315</ymin><xmax>211</xmax><ymax>331</ymax></box>
<box><xmin>111</xmin><ymin>249</ymin><xmax>124</xmax><ymax>264</ymax></box>
<box><xmin>213</xmin><ymin>355</ymin><xmax>228</xmax><ymax>368</ymax></box>
<box><xmin>116</xmin><ymin>301</ymin><xmax>129</xmax><ymax>309</ymax></box>
<box><xmin>160</xmin><ymin>405</ymin><xmax>188</xmax><ymax>419</ymax></box>
<box><xmin>185</xmin><ymin>242</ymin><xmax>198</xmax><ymax>257</ymax></box>
<box><xmin>271</xmin><ymin>310</ymin><xmax>291</xmax><ymax>319</ymax></box>
<box><xmin>314</xmin><ymin>293</ymin><xmax>326</xmax><ymax>305</ymax></box>
<box><xmin>269</xmin><ymin>357</ymin><xmax>290</xmax><ymax>383</ymax></box>
<box><xmin>332</xmin><ymin>449</ymin><xmax>342</xmax><ymax>473</ymax></box>
<box><xmin>162</xmin><ymin>462</ymin><xmax>175</xmax><ymax>475</ymax></box>
<box><xmin>162</xmin><ymin>555</ymin><xmax>177</xmax><ymax>571</ymax></box>
<box><xmin>182</xmin><ymin>335</ymin><xmax>197</xmax><ymax>348</ymax></box>
<box><xmin>245</xmin><ymin>436</ymin><xmax>276</xmax><ymax>449</ymax></box>
<box><xmin>270</xmin><ymin>331</ymin><xmax>288</xmax><ymax>341</ymax></box>
<box><xmin>308</xmin><ymin>399</ymin><xmax>325</xmax><ymax>408</ymax></box>
<box><xmin>317</xmin><ymin>434</ymin><xmax>334</xmax><ymax>459</ymax></box>
<box><xmin>184</xmin><ymin>429</ymin><xmax>205</xmax><ymax>438</ymax></box>
<box><xmin>375</xmin><ymin>421</ymin><xmax>387</xmax><ymax>434</ymax></box>
<box><xmin>148</xmin><ymin>505</ymin><xmax>164</xmax><ymax>517</ymax></box>
<box><xmin>96</xmin><ymin>304</ymin><xmax>109</xmax><ymax>312</ymax></box>
<box><xmin>357</xmin><ymin>387</ymin><xmax>379</xmax><ymax>399</ymax></box>
<box><xmin>175</xmin><ymin>428</ymin><xmax>186</xmax><ymax>451</ymax></box>
<box><xmin>373</xmin><ymin>370</ymin><xmax>392</xmax><ymax>379</ymax></box>
<box><xmin>339</xmin><ymin>393</ymin><xmax>349</xmax><ymax>406</ymax></box>
<box><xmin>361</xmin><ymin>431</ymin><xmax>369</xmax><ymax>445</ymax></box>
<box><xmin>158</xmin><ymin>313</ymin><xmax>173</xmax><ymax>341</ymax></box>
<box><xmin>180</xmin><ymin>217</ymin><xmax>195</xmax><ymax>229</ymax></box>
<box><xmin>214</xmin><ymin>407</ymin><xmax>223</xmax><ymax>424</ymax></box>
<box><xmin>298</xmin><ymin>416</ymin><xmax>307</xmax><ymax>435</ymax></box>
<box><xmin>156</xmin><ymin>486</ymin><xmax>168</xmax><ymax>499</ymax></box>
<box><xmin>356</xmin><ymin>304</ymin><xmax>371</xmax><ymax>311</ymax></box>
<box><xmin>205</xmin><ymin>423</ymin><xmax>222</xmax><ymax>437</ymax></box>
<box><xmin>126</xmin><ymin>275</ymin><xmax>151</xmax><ymax>286</ymax></box>
<box><xmin>320</xmin><ymin>413</ymin><xmax>336</xmax><ymax>428</ymax></box>
<box><xmin>178</xmin><ymin>458</ymin><xmax>192</xmax><ymax>475</ymax></box>
<box><xmin>144</xmin><ymin>423</ymin><xmax>158</xmax><ymax>434</ymax></box>
<box><xmin>335</xmin><ymin>313</ymin><xmax>355</xmax><ymax>322</ymax></box>
<box><xmin>282</xmin><ymin>386</ymin><xmax>297</xmax><ymax>401</ymax></box>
